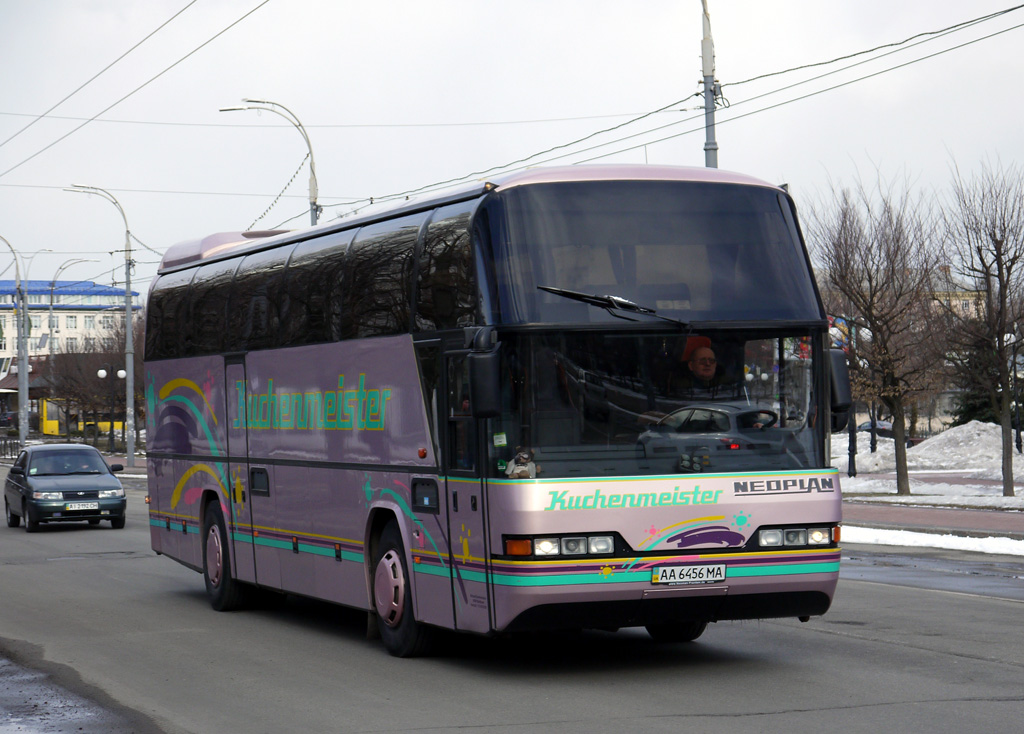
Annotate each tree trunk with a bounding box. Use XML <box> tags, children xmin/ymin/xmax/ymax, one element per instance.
<box><xmin>892</xmin><ymin>407</ymin><xmax>911</xmax><ymax>495</ymax></box>
<box><xmin>1001</xmin><ymin>398</ymin><xmax>1016</xmax><ymax>498</ymax></box>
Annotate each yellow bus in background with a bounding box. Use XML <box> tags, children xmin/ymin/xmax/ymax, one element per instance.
<box><xmin>39</xmin><ymin>398</ymin><xmax>124</xmax><ymax>437</ymax></box>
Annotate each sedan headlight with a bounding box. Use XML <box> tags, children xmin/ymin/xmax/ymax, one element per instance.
<box><xmin>98</xmin><ymin>488</ymin><xmax>125</xmax><ymax>499</ymax></box>
<box><xmin>32</xmin><ymin>491</ymin><xmax>62</xmax><ymax>500</ymax></box>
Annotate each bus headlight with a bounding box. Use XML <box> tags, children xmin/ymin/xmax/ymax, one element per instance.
<box><xmin>759</xmin><ymin>529</ymin><xmax>784</xmax><ymax>547</ymax></box>
<box><xmin>507</xmin><ymin>534</ymin><xmax>618</xmax><ymax>557</ymax></box>
<box><xmin>759</xmin><ymin>526</ymin><xmax>836</xmax><ymax>548</ymax></box>
<box><xmin>808</xmin><ymin>528</ymin><xmax>831</xmax><ymax>545</ymax></box>
<box><xmin>784</xmin><ymin>529</ymin><xmax>807</xmax><ymax>546</ymax></box>
<box><xmin>534</xmin><ymin>538</ymin><xmax>561</xmax><ymax>556</ymax></box>
<box><xmin>561</xmin><ymin>537</ymin><xmax>587</xmax><ymax>555</ymax></box>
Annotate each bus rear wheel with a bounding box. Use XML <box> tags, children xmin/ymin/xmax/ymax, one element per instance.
<box><xmin>203</xmin><ymin>503</ymin><xmax>246</xmax><ymax>611</ymax></box>
<box><xmin>645</xmin><ymin>620</ymin><xmax>708</xmax><ymax>643</ymax></box>
<box><xmin>373</xmin><ymin>521</ymin><xmax>433</xmax><ymax>657</ymax></box>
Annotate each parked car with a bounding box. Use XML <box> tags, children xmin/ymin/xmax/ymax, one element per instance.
<box><xmin>4</xmin><ymin>444</ymin><xmax>125</xmax><ymax>532</ymax></box>
<box><xmin>637</xmin><ymin>402</ymin><xmax>807</xmax><ymax>473</ymax></box>
<box><xmin>0</xmin><ymin>412</ymin><xmax>16</xmax><ymax>428</ymax></box>
<box><xmin>857</xmin><ymin>420</ymin><xmax>894</xmax><ymax>438</ymax></box>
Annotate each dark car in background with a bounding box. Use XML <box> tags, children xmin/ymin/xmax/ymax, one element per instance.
<box><xmin>857</xmin><ymin>419</ymin><xmax>894</xmax><ymax>438</ymax></box>
<box><xmin>4</xmin><ymin>444</ymin><xmax>125</xmax><ymax>532</ymax></box>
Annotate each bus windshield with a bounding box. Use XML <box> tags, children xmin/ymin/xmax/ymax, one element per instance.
<box><xmin>485</xmin><ymin>329</ymin><xmax>822</xmax><ymax>479</ymax></box>
<box><xmin>483</xmin><ymin>180</ymin><xmax>821</xmax><ymax>325</ymax></box>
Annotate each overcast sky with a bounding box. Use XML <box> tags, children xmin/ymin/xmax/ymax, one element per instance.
<box><xmin>1</xmin><ymin>0</ymin><xmax>1022</xmax><ymax>296</ymax></box>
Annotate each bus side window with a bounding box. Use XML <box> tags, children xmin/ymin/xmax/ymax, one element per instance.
<box><xmin>416</xmin><ymin>204</ymin><xmax>476</xmax><ymax>332</ymax></box>
<box><xmin>146</xmin><ymin>269</ymin><xmax>195</xmax><ymax>360</ymax></box>
<box><xmin>345</xmin><ymin>213</ymin><xmax>425</xmax><ymax>339</ymax></box>
<box><xmin>447</xmin><ymin>356</ymin><xmax>475</xmax><ymax>471</ymax></box>
<box><xmin>190</xmin><ymin>259</ymin><xmax>239</xmax><ymax>356</ymax></box>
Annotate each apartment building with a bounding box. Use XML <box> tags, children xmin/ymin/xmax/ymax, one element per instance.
<box><xmin>0</xmin><ymin>279</ymin><xmax>141</xmax><ymax>362</ymax></box>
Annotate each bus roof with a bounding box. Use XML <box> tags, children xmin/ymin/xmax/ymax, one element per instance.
<box><xmin>157</xmin><ymin>165</ymin><xmax>784</xmax><ymax>273</ymax></box>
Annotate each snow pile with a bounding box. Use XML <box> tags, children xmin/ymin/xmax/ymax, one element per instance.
<box><xmin>831</xmin><ymin>420</ymin><xmax>1024</xmax><ymax>479</ymax></box>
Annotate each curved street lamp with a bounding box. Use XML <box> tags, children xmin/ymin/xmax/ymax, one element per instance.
<box><xmin>219</xmin><ymin>98</ymin><xmax>320</xmax><ymax>226</ymax></box>
<box><xmin>65</xmin><ymin>185</ymin><xmax>136</xmax><ymax>467</ymax></box>
<box><xmin>0</xmin><ymin>237</ymin><xmax>51</xmax><ymax>447</ymax></box>
<box><xmin>0</xmin><ymin>234</ymin><xmax>26</xmax><ymax>447</ymax></box>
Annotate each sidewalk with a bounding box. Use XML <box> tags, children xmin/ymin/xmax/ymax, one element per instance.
<box><xmin>842</xmin><ymin>502</ymin><xmax>1024</xmax><ymax>541</ymax></box>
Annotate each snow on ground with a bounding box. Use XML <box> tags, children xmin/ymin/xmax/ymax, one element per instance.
<box><xmin>831</xmin><ymin>420</ymin><xmax>1024</xmax><ymax>511</ymax></box>
<box><xmin>830</xmin><ymin>421</ymin><xmax>1024</xmax><ymax>555</ymax></box>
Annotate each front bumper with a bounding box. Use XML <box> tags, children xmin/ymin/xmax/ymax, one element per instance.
<box><xmin>26</xmin><ymin>498</ymin><xmax>127</xmax><ymax>524</ymax></box>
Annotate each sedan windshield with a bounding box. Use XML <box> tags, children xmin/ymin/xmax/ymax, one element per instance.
<box><xmin>29</xmin><ymin>452</ymin><xmax>107</xmax><ymax>476</ymax></box>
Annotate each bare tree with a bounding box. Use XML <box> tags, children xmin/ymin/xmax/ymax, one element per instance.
<box><xmin>940</xmin><ymin>161</ymin><xmax>1024</xmax><ymax>498</ymax></box>
<box><xmin>47</xmin><ymin>310</ymin><xmax>145</xmax><ymax>447</ymax></box>
<box><xmin>809</xmin><ymin>178</ymin><xmax>943</xmax><ymax>495</ymax></box>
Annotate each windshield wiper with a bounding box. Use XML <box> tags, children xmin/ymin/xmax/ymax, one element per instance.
<box><xmin>538</xmin><ymin>286</ymin><xmax>689</xmax><ymax>327</ymax></box>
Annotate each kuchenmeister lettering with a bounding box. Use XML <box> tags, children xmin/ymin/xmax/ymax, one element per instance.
<box><xmin>544</xmin><ymin>486</ymin><xmax>722</xmax><ymax>511</ymax></box>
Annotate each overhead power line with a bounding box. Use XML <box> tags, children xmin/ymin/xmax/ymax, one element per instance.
<box><xmin>0</xmin><ymin>108</ymin><xmax>695</xmax><ymax>130</ymax></box>
<box><xmin>0</xmin><ymin>0</ymin><xmax>273</xmax><ymax>180</ymax></box>
<box><xmin>327</xmin><ymin>4</ymin><xmax>1024</xmax><ymax>215</ymax></box>
<box><xmin>0</xmin><ymin>1</ymin><xmax>198</xmax><ymax>151</ymax></box>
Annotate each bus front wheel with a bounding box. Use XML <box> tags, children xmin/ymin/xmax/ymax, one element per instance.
<box><xmin>373</xmin><ymin>521</ymin><xmax>433</xmax><ymax>657</ymax></box>
<box><xmin>203</xmin><ymin>503</ymin><xmax>246</xmax><ymax>611</ymax></box>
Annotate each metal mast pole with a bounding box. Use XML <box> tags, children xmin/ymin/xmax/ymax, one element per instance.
<box><xmin>66</xmin><ymin>185</ymin><xmax>135</xmax><ymax>466</ymax></box>
<box><xmin>701</xmin><ymin>0</ymin><xmax>718</xmax><ymax>168</ymax></box>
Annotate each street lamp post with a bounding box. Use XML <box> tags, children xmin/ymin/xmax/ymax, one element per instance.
<box><xmin>0</xmin><ymin>237</ymin><xmax>52</xmax><ymax>448</ymax></box>
<box><xmin>48</xmin><ymin>258</ymin><xmax>97</xmax><ymax>437</ymax></box>
<box><xmin>0</xmin><ymin>235</ymin><xmax>27</xmax><ymax>448</ymax></box>
<box><xmin>66</xmin><ymin>185</ymin><xmax>135</xmax><ymax>467</ymax></box>
<box><xmin>219</xmin><ymin>98</ymin><xmax>320</xmax><ymax>225</ymax></box>
<box><xmin>97</xmin><ymin>366</ymin><xmax>125</xmax><ymax>453</ymax></box>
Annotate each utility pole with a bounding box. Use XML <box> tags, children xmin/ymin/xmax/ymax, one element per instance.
<box><xmin>701</xmin><ymin>0</ymin><xmax>719</xmax><ymax>168</ymax></box>
<box><xmin>65</xmin><ymin>185</ymin><xmax>136</xmax><ymax>466</ymax></box>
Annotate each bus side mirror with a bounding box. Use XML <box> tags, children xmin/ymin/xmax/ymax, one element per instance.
<box><xmin>468</xmin><ymin>327</ymin><xmax>501</xmax><ymax>419</ymax></box>
<box><xmin>829</xmin><ymin>348</ymin><xmax>852</xmax><ymax>432</ymax></box>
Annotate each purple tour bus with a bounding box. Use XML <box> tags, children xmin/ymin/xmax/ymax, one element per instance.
<box><xmin>144</xmin><ymin>165</ymin><xmax>852</xmax><ymax>656</ymax></box>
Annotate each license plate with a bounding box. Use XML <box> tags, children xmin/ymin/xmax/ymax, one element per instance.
<box><xmin>66</xmin><ymin>502</ymin><xmax>99</xmax><ymax>511</ymax></box>
<box><xmin>652</xmin><ymin>564</ymin><xmax>726</xmax><ymax>585</ymax></box>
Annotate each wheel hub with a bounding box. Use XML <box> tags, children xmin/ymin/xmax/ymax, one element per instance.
<box><xmin>206</xmin><ymin>525</ymin><xmax>224</xmax><ymax>588</ymax></box>
<box><xmin>374</xmin><ymin>549</ymin><xmax>405</xmax><ymax>627</ymax></box>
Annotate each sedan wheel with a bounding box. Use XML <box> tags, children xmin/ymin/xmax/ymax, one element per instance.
<box><xmin>5</xmin><ymin>499</ymin><xmax>20</xmax><ymax>528</ymax></box>
<box><xmin>22</xmin><ymin>501</ymin><xmax>39</xmax><ymax>533</ymax></box>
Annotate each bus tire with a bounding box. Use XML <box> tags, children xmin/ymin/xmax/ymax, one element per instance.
<box><xmin>373</xmin><ymin>520</ymin><xmax>433</xmax><ymax>657</ymax></box>
<box><xmin>645</xmin><ymin>620</ymin><xmax>708</xmax><ymax>643</ymax></box>
<box><xmin>203</xmin><ymin>503</ymin><xmax>245</xmax><ymax>611</ymax></box>
<box><xmin>5</xmin><ymin>499</ymin><xmax>20</xmax><ymax>528</ymax></box>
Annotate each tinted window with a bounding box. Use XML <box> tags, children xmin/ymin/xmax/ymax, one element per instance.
<box><xmin>344</xmin><ymin>213</ymin><xmax>425</xmax><ymax>338</ymax></box>
<box><xmin>416</xmin><ymin>202</ymin><xmax>477</xmax><ymax>331</ymax></box>
<box><xmin>484</xmin><ymin>181</ymin><xmax>821</xmax><ymax>325</ymax></box>
<box><xmin>226</xmin><ymin>246</ymin><xmax>294</xmax><ymax>352</ymax></box>
<box><xmin>282</xmin><ymin>230</ymin><xmax>354</xmax><ymax>345</ymax></box>
<box><xmin>190</xmin><ymin>258</ymin><xmax>239</xmax><ymax>355</ymax></box>
<box><xmin>145</xmin><ymin>269</ymin><xmax>195</xmax><ymax>360</ymax></box>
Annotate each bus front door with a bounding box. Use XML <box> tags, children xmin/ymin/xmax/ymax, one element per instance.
<box><xmin>444</xmin><ymin>352</ymin><xmax>492</xmax><ymax>634</ymax></box>
<box><xmin>224</xmin><ymin>359</ymin><xmax>281</xmax><ymax>589</ymax></box>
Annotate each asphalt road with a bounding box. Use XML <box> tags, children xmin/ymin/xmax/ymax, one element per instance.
<box><xmin>0</xmin><ymin>479</ymin><xmax>1022</xmax><ymax>733</ymax></box>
